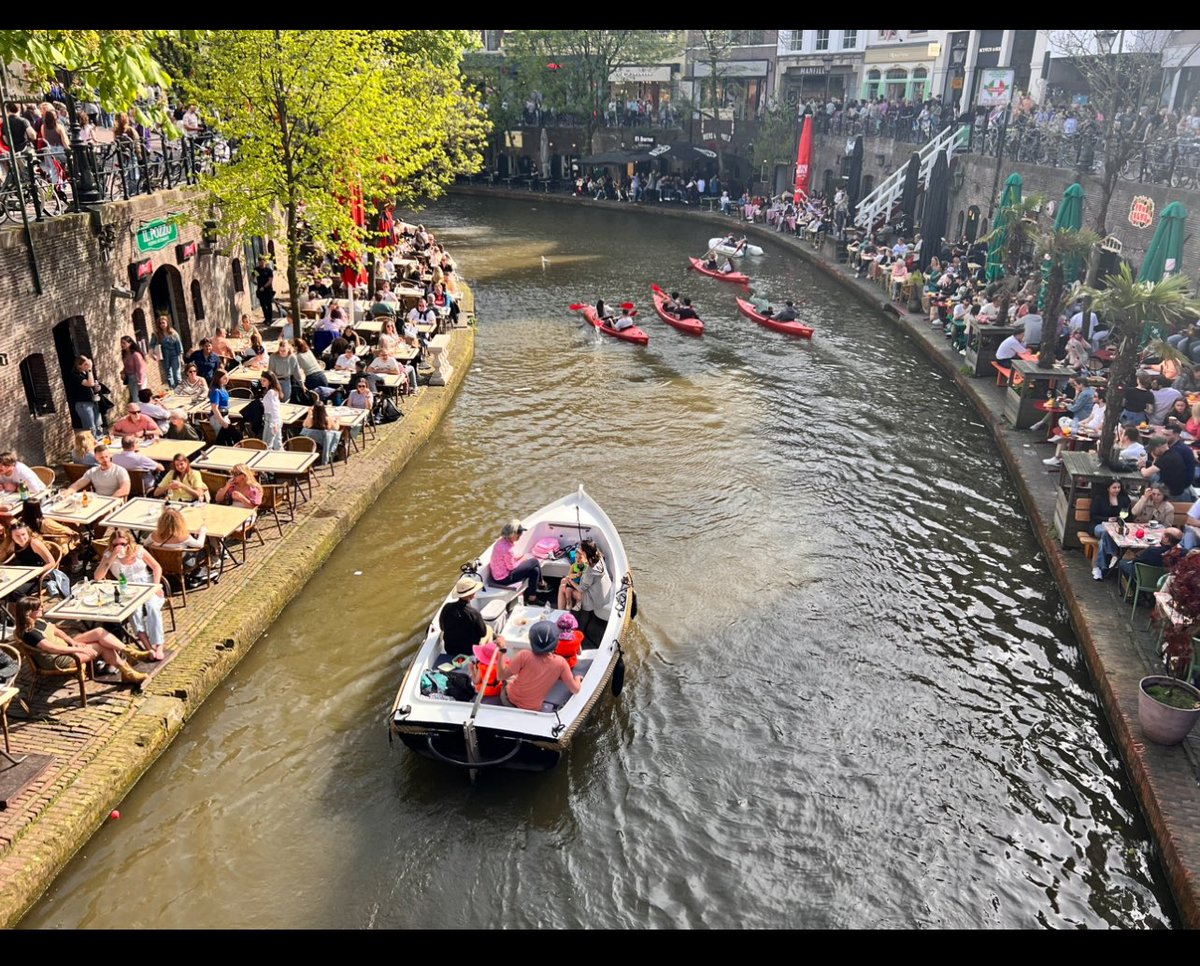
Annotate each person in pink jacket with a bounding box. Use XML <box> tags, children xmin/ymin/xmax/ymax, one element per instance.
<box><xmin>488</xmin><ymin>519</ymin><xmax>548</xmax><ymax>601</ymax></box>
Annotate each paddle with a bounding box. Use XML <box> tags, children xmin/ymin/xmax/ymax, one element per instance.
<box><xmin>650</xmin><ymin>283</ymin><xmax>666</xmax><ymax>296</ymax></box>
<box><xmin>568</xmin><ymin>303</ymin><xmax>587</xmax><ymax>310</ymax></box>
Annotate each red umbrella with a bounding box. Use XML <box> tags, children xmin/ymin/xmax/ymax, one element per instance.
<box><xmin>339</xmin><ymin>181</ymin><xmax>368</xmax><ymax>289</ymax></box>
<box><xmin>793</xmin><ymin>115</ymin><xmax>813</xmax><ymax>201</ymax></box>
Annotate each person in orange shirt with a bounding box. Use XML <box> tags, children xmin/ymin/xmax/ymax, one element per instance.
<box><xmin>497</xmin><ymin>621</ymin><xmax>581</xmax><ymax>711</ymax></box>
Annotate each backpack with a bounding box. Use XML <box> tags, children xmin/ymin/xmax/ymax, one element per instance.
<box><xmin>374</xmin><ymin>396</ymin><xmax>402</xmax><ymax>424</ymax></box>
<box><xmin>444</xmin><ymin>670</ymin><xmax>476</xmax><ymax>702</ymax></box>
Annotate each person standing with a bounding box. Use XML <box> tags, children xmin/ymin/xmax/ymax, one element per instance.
<box><xmin>150</xmin><ymin>316</ymin><xmax>184</xmax><ymax>389</ymax></box>
<box><xmin>258</xmin><ymin>372</ymin><xmax>284</xmax><ymax>451</ymax></box>
<box><xmin>68</xmin><ymin>356</ymin><xmax>102</xmax><ymax>432</ymax></box>
<box><xmin>120</xmin><ymin>336</ymin><xmax>148</xmax><ymax>405</ymax></box>
<box><xmin>255</xmin><ymin>255</ymin><xmax>276</xmax><ymax>324</ymax></box>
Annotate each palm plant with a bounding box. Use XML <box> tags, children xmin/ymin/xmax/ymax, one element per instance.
<box><xmin>1000</xmin><ymin>196</ymin><xmax>1046</xmax><ymax>278</ymax></box>
<box><xmin>1085</xmin><ymin>265</ymin><xmax>1200</xmax><ymax>468</ymax></box>
<box><xmin>1036</xmin><ymin>227</ymin><xmax>1101</xmax><ymax>367</ymax></box>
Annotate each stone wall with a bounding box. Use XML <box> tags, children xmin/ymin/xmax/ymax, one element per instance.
<box><xmin>0</xmin><ymin>188</ymin><xmax>274</xmax><ymax>466</ymax></box>
<box><xmin>809</xmin><ymin>133</ymin><xmax>1200</xmax><ymax>287</ymax></box>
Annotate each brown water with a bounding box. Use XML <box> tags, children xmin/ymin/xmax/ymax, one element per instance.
<box><xmin>24</xmin><ymin>195</ymin><xmax>1175</xmax><ymax>928</ymax></box>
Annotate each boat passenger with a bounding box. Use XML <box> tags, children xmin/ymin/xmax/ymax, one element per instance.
<box><xmin>773</xmin><ymin>300</ymin><xmax>798</xmax><ymax>323</ymax></box>
<box><xmin>440</xmin><ymin>575</ymin><xmax>492</xmax><ymax>657</ymax></box>
<box><xmin>489</xmin><ymin>519</ymin><xmax>547</xmax><ymax>601</ymax></box>
<box><xmin>496</xmin><ymin>621</ymin><xmax>582</xmax><ymax>711</ymax></box>
<box><xmin>613</xmin><ymin>308</ymin><xmax>636</xmax><ymax>332</ymax></box>
<box><xmin>555</xmin><ymin>611</ymin><xmax>583</xmax><ymax>668</ymax></box>
<box><xmin>662</xmin><ymin>291</ymin><xmax>681</xmax><ymax>313</ymax></box>
<box><xmin>595</xmin><ymin>299</ymin><xmax>615</xmax><ymax>322</ymax></box>
<box><xmin>576</xmin><ymin>538</ymin><xmax>613</xmax><ymax>649</ymax></box>
<box><xmin>470</xmin><ymin>639</ymin><xmax>503</xmax><ymax>697</ymax></box>
<box><xmin>719</xmin><ymin>257</ymin><xmax>735</xmax><ymax>274</ymax></box>
<box><xmin>674</xmin><ymin>298</ymin><xmax>700</xmax><ymax>321</ymax></box>
<box><xmin>557</xmin><ymin>549</ymin><xmax>585</xmax><ymax>611</ymax></box>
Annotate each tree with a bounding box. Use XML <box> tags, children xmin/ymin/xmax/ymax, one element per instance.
<box><xmin>461</xmin><ymin>51</ymin><xmax>528</xmax><ymax>174</ymax></box>
<box><xmin>1048</xmin><ymin>30</ymin><xmax>1175</xmax><ymax>284</ymax></box>
<box><xmin>183</xmin><ymin>30</ymin><xmax>487</xmax><ymax>324</ymax></box>
<box><xmin>754</xmin><ymin>96</ymin><xmax>801</xmax><ymax>193</ymax></box>
<box><xmin>0</xmin><ymin>30</ymin><xmax>186</xmax><ymax>126</ymax></box>
<box><xmin>1081</xmin><ymin>266</ymin><xmax>1200</xmax><ymax>468</ymax></box>
<box><xmin>501</xmin><ymin>30</ymin><xmax>676</xmax><ymax>152</ymax></box>
<box><xmin>1035</xmin><ymin>227</ymin><xmax>1101</xmax><ymax>367</ymax></box>
<box><xmin>690</xmin><ymin>30</ymin><xmax>743</xmax><ymax>178</ymax></box>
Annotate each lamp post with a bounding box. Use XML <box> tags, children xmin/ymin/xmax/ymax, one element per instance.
<box><xmin>949</xmin><ymin>37</ymin><xmax>967</xmax><ymax>119</ymax></box>
<box><xmin>822</xmin><ymin>55</ymin><xmax>834</xmax><ymax>105</ymax></box>
<box><xmin>54</xmin><ymin>67</ymin><xmax>102</xmax><ymax>210</ymax></box>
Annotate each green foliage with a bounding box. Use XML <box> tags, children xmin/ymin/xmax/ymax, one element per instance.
<box><xmin>183</xmin><ymin>30</ymin><xmax>487</xmax><ymax>320</ymax></box>
<box><xmin>755</xmin><ymin>98</ymin><xmax>798</xmax><ymax>170</ymax></box>
<box><xmin>0</xmin><ymin>30</ymin><xmax>190</xmax><ymax>128</ymax></box>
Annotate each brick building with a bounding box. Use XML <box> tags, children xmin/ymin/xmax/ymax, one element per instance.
<box><xmin>0</xmin><ymin>187</ymin><xmax>276</xmax><ymax>465</ymax></box>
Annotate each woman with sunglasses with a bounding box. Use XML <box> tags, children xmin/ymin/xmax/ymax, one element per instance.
<box><xmin>177</xmin><ymin>363</ymin><xmax>210</xmax><ymax>401</ymax></box>
<box><xmin>94</xmin><ymin>528</ymin><xmax>169</xmax><ymax>661</ymax></box>
<box><xmin>215</xmin><ymin>464</ymin><xmax>262</xmax><ymax>511</ymax></box>
<box><xmin>347</xmin><ymin>377</ymin><xmax>374</xmax><ymax>412</ymax></box>
<box><xmin>13</xmin><ymin>596</ymin><xmax>148</xmax><ymax>690</ymax></box>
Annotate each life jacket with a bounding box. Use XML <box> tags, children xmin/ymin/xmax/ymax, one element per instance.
<box><xmin>473</xmin><ymin>657</ymin><xmax>502</xmax><ymax>697</ymax></box>
<box><xmin>556</xmin><ymin>630</ymin><xmax>583</xmax><ymax>668</ymax></box>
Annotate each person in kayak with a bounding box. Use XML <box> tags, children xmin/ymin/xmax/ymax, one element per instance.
<box><xmin>595</xmin><ymin>299</ymin><xmax>616</xmax><ymax>323</ymax></box>
<box><xmin>719</xmin><ymin>256</ymin><xmax>736</xmax><ymax>274</ymax></box>
<box><xmin>748</xmin><ymin>290</ymin><xmax>775</xmax><ymax>317</ymax></box>
<box><xmin>674</xmin><ymin>297</ymin><xmax>700</xmax><ymax>320</ymax></box>
<box><xmin>612</xmin><ymin>307</ymin><xmax>636</xmax><ymax>332</ymax></box>
<box><xmin>662</xmin><ymin>290</ymin><xmax>682</xmax><ymax>313</ymax></box>
<box><xmin>774</xmin><ymin>300</ymin><xmax>798</xmax><ymax>322</ymax></box>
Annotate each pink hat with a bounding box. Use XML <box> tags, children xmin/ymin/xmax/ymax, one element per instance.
<box><xmin>473</xmin><ymin>640</ymin><xmax>499</xmax><ymax>664</ymax></box>
<box><xmin>556</xmin><ymin>612</ymin><xmax>578</xmax><ymax>637</ymax></box>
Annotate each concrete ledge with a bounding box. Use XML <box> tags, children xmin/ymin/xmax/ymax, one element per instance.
<box><xmin>0</xmin><ymin>321</ymin><xmax>475</xmax><ymax>927</ymax></box>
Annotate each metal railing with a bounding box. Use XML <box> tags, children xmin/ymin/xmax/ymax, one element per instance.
<box><xmin>0</xmin><ymin>132</ymin><xmax>232</xmax><ymax>225</ymax></box>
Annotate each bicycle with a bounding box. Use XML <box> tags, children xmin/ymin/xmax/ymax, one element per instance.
<box><xmin>0</xmin><ymin>149</ymin><xmax>66</xmax><ymax>223</ymax></box>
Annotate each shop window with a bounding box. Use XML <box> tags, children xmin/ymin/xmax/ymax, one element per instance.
<box><xmin>865</xmin><ymin>69</ymin><xmax>881</xmax><ymax>100</ymax></box>
<box><xmin>843</xmin><ymin>30</ymin><xmax>858</xmax><ymax>49</ymax></box>
<box><xmin>20</xmin><ymin>353</ymin><xmax>55</xmax><ymax>416</ymax></box>
<box><xmin>815</xmin><ymin>30</ymin><xmax>830</xmax><ymax>51</ymax></box>
<box><xmin>912</xmin><ymin>67</ymin><xmax>928</xmax><ymax>103</ymax></box>
<box><xmin>885</xmin><ymin>68</ymin><xmax>908</xmax><ymax>101</ymax></box>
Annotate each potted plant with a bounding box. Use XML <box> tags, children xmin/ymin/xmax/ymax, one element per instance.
<box><xmin>905</xmin><ymin>269</ymin><xmax>925</xmax><ymax>313</ymax></box>
<box><xmin>1139</xmin><ymin>549</ymin><xmax>1200</xmax><ymax>744</ymax></box>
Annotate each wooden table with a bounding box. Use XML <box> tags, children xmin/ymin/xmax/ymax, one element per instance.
<box><xmin>192</xmin><ymin>446</ymin><xmax>254</xmax><ymax>473</ymax></box>
<box><xmin>136</xmin><ymin>438</ymin><xmax>205</xmax><ymax>464</ymax></box>
<box><xmin>39</xmin><ymin>493</ymin><xmax>123</xmax><ymax>527</ymax></box>
<box><xmin>99</xmin><ymin>498</ymin><xmax>256</xmax><ymax>572</ymax></box>
<box><xmin>225</xmin><ymin>365</ymin><xmax>268</xmax><ymax>386</ymax></box>
<box><xmin>0</xmin><ymin>566</ymin><xmax>44</xmax><ymax>600</ymax></box>
<box><xmin>249</xmin><ymin>450</ymin><xmax>317</xmax><ymax>476</ymax></box>
<box><xmin>1103</xmin><ymin>520</ymin><xmax>1165</xmax><ymax>553</ymax></box>
<box><xmin>45</xmin><ymin>580</ymin><xmax>158</xmax><ymax>626</ymax></box>
<box><xmin>159</xmin><ymin>394</ymin><xmax>211</xmax><ymax>417</ymax></box>
<box><xmin>224</xmin><ymin>399</ymin><xmax>310</xmax><ymax>424</ymax></box>
<box><xmin>1054</xmin><ymin>451</ymin><xmax>1147</xmax><ymax>550</ymax></box>
<box><xmin>355</xmin><ymin>318</ymin><xmax>385</xmax><ymax>335</ymax></box>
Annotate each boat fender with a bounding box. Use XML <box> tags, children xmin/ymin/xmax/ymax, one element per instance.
<box><xmin>630</xmin><ymin>588</ymin><xmax>639</xmax><ymax>620</ymax></box>
<box><xmin>612</xmin><ymin>653</ymin><xmax>626</xmax><ymax>697</ymax></box>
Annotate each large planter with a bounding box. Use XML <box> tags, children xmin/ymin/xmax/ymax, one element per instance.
<box><xmin>1138</xmin><ymin>675</ymin><xmax>1200</xmax><ymax>745</ymax></box>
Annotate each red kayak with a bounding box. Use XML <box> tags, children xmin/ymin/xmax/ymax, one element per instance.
<box><xmin>573</xmin><ymin>304</ymin><xmax>650</xmax><ymax>346</ymax></box>
<box><xmin>735</xmin><ymin>298</ymin><xmax>814</xmax><ymax>338</ymax></box>
<box><xmin>687</xmin><ymin>257</ymin><xmax>749</xmax><ymax>285</ymax></box>
<box><xmin>650</xmin><ymin>287</ymin><xmax>704</xmax><ymax>336</ymax></box>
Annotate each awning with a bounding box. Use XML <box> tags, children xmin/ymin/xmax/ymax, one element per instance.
<box><xmin>649</xmin><ymin>142</ymin><xmax>719</xmax><ymax>162</ymax></box>
<box><xmin>579</xmin><ymin>148</ymin><xmax>655</xmax><ymax>165</ymax></box>
<box><xmin>692</xmin><ymin>60</ymin><xmax>768</xmax><ymax>78</ymax></box>
<box><xmin>610</xmin><ymin>65</ymin><xmax>672</xmax><ymax>84</ymax></box>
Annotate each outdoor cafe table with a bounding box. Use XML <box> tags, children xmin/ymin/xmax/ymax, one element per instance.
<box><xmin>1004</xmin><ymin>360</ymin><xmax>1077</xmax><ymax>430</ymax></box>
<box><xmin>136</xmin><ymin>438</ymin><xmax>205</xmax><ymax>464</ymax></box>
<box><xmin>1102</xmin><ymin>520</ymin><xmax>1165</xmax><ymax>553</ymax></box>
<box><xmin>39</xmin><ymin>492</ymin><xmax>123</xmax><ymax>528</ymax></box>
<box><xmin>224</xmin><ymin>365</ymin><xmax>266</xmax><ymax>387</ymax></box>
<box><xmin>249</xmin><ymin>450</ymin><xmax>318</xmax><ymax>504</ymax></box>
<box><xmin>158</xmin><ymin>393</ymin><xmax>211</xmax><ymax>417</ymax></box>
<box><xmin>225</xmin><ymin>399</ymin><xmax>311</xmax><ymax>424</ymax></box>
<box><xmin>44</xmin><ymin>580</ymin><xmax>158</xmax><ymax>632</ymax></box>
<box><xmin>192</xmin><ymin>446</ymin><xmax>252</xmax><ymax>473</ymax></box>
<box><xmin>326</xmin><ymin>406</ymin><xmax>370</xmax><ymax>453</ymax></box>
<box><xmin>1054</xmin><ymin>451</ymin><xmax>1147</xmax><ymax>550</ymax></box>
<box><xmin>1034</xmin><ymin>399</ymin><xmax>1071</xmax><ymax>442</ymax></box>
<box><xmin>98</xmin><ymin>497</ymin><xmax>257</xmax><ymax>570</ymax></box>
<box><xmin>0</xmin><ymin>566</ymin><xmax>41</xmax><ymax>638</ymax></box>
<box><xmin>354</xmin><ymin>318</ymin><xmax>385</xmax><ymax>335</ymax></box>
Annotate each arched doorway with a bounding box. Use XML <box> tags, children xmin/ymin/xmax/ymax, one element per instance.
<box><xmin>51</xmin><ymin>316</ymin><xmax>95</xmax><ymax>429</ymax></box>
<box><xmin>150</xmin><ymin>265</ymin><xmax>191</xmax><ymax>351</ymax></box>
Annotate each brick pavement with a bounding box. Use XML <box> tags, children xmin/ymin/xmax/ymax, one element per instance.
<box><xmin>0</xmin><ymin>319</ymin><xmax>475</xmax><ymax>926</ymax></box>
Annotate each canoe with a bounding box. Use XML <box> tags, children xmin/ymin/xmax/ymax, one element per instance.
<box><xmin>650</xmin><ymin>287</ymin><xmax>705</xmax><ymax>335</ymax></box>
<box><xmin>573</xmin><ymin>304</ymin><xmax>650</xmax><ymax>346</ymax></box>
<box><xmin>687</xmin><ymin>257</ymin><xmax>750</xmax><ymax>284</ymax></box>
<box><xmin>708</xmin><ymin>237</ymin><xmax>764</xmax><ymax>257</ymax></box>
<box><xmin>389</xmin><ymin>486</ymin><xmax>636</xmax><ymax>772</ymax></box>
<box><xmin>735</xmin><ymin>297</ymin><xmax>814</xmax><ymax>338</ymax></box>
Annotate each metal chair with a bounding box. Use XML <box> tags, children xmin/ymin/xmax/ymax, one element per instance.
<box><xmin>257</xmin><ymin>483</ymin><xmax>292</xmax><ymax>536</ymax></box>
<box><xmin>145</xmin><ymin>543</ymin><xmax>211</xmax><ymax>606</ymax></box>
<box><xmin>1122</xmin><ymin>563</ymin><xmax>1169</xmax><ymax>625</ymax></box>
<box><xmin>229</xmin><ymin>387</ymin><xmax>254</xmax><ymax>400</ymax></box>
<box><xmin>283</xmin><ymin>436</ymin><xmax>320</xmax><ymax>496</ymax></box>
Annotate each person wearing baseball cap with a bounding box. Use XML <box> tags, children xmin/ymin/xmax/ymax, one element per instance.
<box><xmin>497</xmin><ymin>620</ymin><xmax>582</xmax><ymax>710</ymax></box>
<box><xmin>438</xmin><ymin>574</ymin><xmax>493</xmax><ymax>657</ymax></box>
<box><xmin>489</xmin><ymin>518</ymin><xmax>548</xmax><ymax>602</ymax></box>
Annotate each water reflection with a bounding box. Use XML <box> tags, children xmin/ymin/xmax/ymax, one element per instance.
<box><xmin>24</xmin><ymin>194</ymin><xmax>1173</xmax><ymax>929</ymax></box>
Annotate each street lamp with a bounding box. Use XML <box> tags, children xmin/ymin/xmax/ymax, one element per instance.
<box><xmin>822</xmin><ymin>55</ymin><xmax>834</xmax><ymax>104</ymax></box>
<box><xmin>55</xmin><ymin>67</ymin><xmax>102</xmax><ymax>209</ymax></box>
<box><xmin>1095</xmin><ymin>30</ymin><xmax>1119</xmax><ymax>55</ymax></box>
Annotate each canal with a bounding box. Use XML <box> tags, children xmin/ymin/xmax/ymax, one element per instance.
<box><xmin>24</xmin><ymin>195</ymin><xmax>1174</xmax><ymax>928</ymax></box>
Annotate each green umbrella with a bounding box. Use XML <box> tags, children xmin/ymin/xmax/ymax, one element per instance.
<box><xmin>986</xmin><ymin>172</ymin><xmax>1023</xmax><ymax>282</ymax></box>
<box><xmin>1039</xmin><ymin>182</ymin><xmax>1086</xmax><ymax>309</ymax></box>
<box><xmin>1139</xmin><ymin>200</ymin><xmax>1187</xmax><ymax>283</ymax></box>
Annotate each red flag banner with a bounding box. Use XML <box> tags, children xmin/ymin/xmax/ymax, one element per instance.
<box><xmin>339</xmin><ymin>181</ymin><xmax>368</xmax><ymax>288</ymax></box>
<box><xmin>793</xmin><ymin>115</ymin><xmax>813</xmax><ymax>201</ymax></box>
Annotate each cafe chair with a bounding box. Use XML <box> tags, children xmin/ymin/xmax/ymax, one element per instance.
<box><xmin>14</xmin><ymin>637</ymin><xmax>93</xmax><ymax>709</ymax></box>
<box><xmin>61</xmin><ymin>463</ymin><xmax>90</xmax><ymax>486</ymax></box>
<box><xmin>0</xmin><ymin>642</ymin><xmax>31</xmax><ymax>718</ymax></box>
<box><xmin>257</xmin><ymin>483</ymin><xmax>292</xmax><ymax>536</ymax></box>
<box><xmin>235</xmin><ymin>438</ymin><xmax>267</xmax><ymax>451</ymax></box>
<box><xmin>229</xmin><ymin>387</ymin><xmax>254</xmax><ymax>400</ymax></box>
<box><xmin>30</xmin><ymin>466</ymin><xmax>56</xmax><ymax>488</ymax></box>
<box><xmin>283</xmin><ymin>436</ymin><xmax>320</xmax><ymax>496</ymax></box>
<box><xmin>199</xmin><ymin>469</ymin><xmax>231</xmax><ymax>503</ymax></box>
<box><xmin>198</xmin><ymin>421</ymin><xmax>218</xmax><ymax>446</ymax></box>
<box><xmin>1121</xmin><ymin>563</ymin><xmax>1169</xmax><ymax>625</ymax></box>
<box><xmin>146</xmin><ymin>544</ymin><xmax>211</xmax><ymax>606</ymax></box>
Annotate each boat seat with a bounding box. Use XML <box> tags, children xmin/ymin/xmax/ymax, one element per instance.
<box><xmin>474</xmin><ymin>597</ymin><xmax>509</xmax><ymax>637</ymax></box>
<box><xmin>542</xmin><ymin>658</ymin><xmax>593</xmax><ymax>710</ymax></box>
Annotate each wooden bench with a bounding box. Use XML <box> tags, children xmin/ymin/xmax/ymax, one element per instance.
<box><xmin>991</xmin><ymin>360</ymin><xmax>1012</xmax><ymax>386</ymax></box>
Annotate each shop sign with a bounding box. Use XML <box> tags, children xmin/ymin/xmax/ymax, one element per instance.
<box><xmin>176</xmin><ymin>240</ymin><xmax>198</xmax><ymax>263</ymax></box>
<box><xmin>136</xmin><ymin>219</ymin><xmax>178</xmax><ymax>253</ymax></box>
<box><xmin>1129</xmin><ymin>196</ymin><xmax>1155</xmax><ymax>228</ymax></box>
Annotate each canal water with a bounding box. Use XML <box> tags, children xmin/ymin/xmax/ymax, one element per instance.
<box><xmin>25</xmin><ymin>195</ymin><xmax>1174</xmax><ymax>928</ymax></box>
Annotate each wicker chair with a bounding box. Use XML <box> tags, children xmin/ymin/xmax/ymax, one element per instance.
<box><xmin>61</xmin><ymin>463</ymin><xmax>90</xmax><ymax>485</ymax></box>
<box><xmin>29</xmin><ymin>466</ymin><xmax>56</xmax><ymax>487</ymax></box>
<box><xmin>199</xmin><ymin>470</ymin><xmax>231</xmax><ymax>503</ymax></box>
<box><xmin>14</xmin><ymin>635</ymin><xmax>93</xmax><ymax>709</ymax></box>
<box><xmin>0</xmin><ymin>641</ymin><xmax>30</xmax><ymax>717</ymax></box>
<box><xmin>283</xmin><ymin>436</ymin><xmax>320</xmax><ymax>497</ymax></box>
<box><xmin>146</xmin><ymin>543</ymin><xmax>211</xmax><ymax>606</ymax></box>
<box><xmin>236</xmin><ymin>438</ymin><xmax>267</xmax><ymax>451</ymax></box>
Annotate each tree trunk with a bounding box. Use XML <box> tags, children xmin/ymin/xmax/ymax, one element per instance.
<box><xmin>1086</xmin><ymin>174</ymin><xmax>1117</xmax><ymax>286</ymax></box>
<box><xmin>1099</xmin><ymin>332</ymin><xmax>1138</xmax><ymax>469</ymax></box>
<box><xmin>1038</xmin><ymin>262</ymin><xmax>1065</xmax><ymax>367</ymax></box>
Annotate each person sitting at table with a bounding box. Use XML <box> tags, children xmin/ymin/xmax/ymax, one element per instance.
<box><xmin>0</xmin><ymin>519</ymin><xmax>71</xmax><ymax>598</ymax></box>
<box><xmin>215</xmin><ymin>464</ymin><xmax>262</xmax><ymax>515</ymax></box>
<box><xmin>236</xmin><ymin>313</ymin><xmax>255</xmax><ymax>339</ymax></box>
<box><xmin>1120</xmin><ymin>371</ymin><xmax>1156</xmax><ymax>425</ymax></box>
<box><xmin>347</xmin><ymin>377</ymin><xmax>374</xmax><ymax>412</ymax></box>
<box><xmin>0</xmin><ymin>451</ymin><xmax>47</xmax><ymax>496</ymax></box>
<box><xmin>210</xmin><ymin>327</ymin><xmax>234</xmax><ymax>362</ymax></box>
<box><xmin>368</xmin><ymin>290</ymin><xmax>397</xmax><ymax>318</ymax></box>
<box><xmin>65</xmin><ymin>444</ymin><xmax>130</xmax><ymax>498</ymax></box>
<box><xmin>136</xmin><ymin>389</ymin><xmax>172</xmax><ymax>432</ymax></box>
<box><xmin>1043</xmin><ymin>378</ymin><xmax>1096</xmax><ymax>466</ymax></box>
<box><xmin>340</xmin><ymin>326</ymin><xmax>366</xmax><ymax>352</ymax></box>
<box><xmin>176</xmin><ymin>363</ymin><xmax>210</xmax><ymax>402</ymax></box>
<box><xmin>1165</xmin><ymin>396</ymin><xmax>1193</xmax><ymax>433</ymax></box>
<box><xmin>1062</xmin><ymin>328</ymin><xmax>1092</xmax><ymax>371</ymax></box>
<box><xmin>111</xmin><ymin>402</ymin><xmax>162</xmax><ymax>440</ymax></box>
<box><xmin>300</xmin><ymin>402</ymin><xmax>342</xmax><ymax>465</ymax></box>
<box><xmin>13</xmin><ymin>596</ymin><xmax>148</xmax><ymax>690</ymax></box>
<box><xmin>1117</xmin><ymin>527</ymin><xmax>1182</xmax><ymax>585</ymax></box>
<box><xmin>1151</xmin><ymin>375</ymin><xmax>1184</xmax><ymax>424</ymax></box>
<box><xmin>69</xmin><ymin>430</ymin><xmax>99</xmax><ymax>467</ymax></box>
<box><xmin>312</xmin><ymin>308</ymin><xmax>344</xmax><ymax>357</ymax></box>
<box><xmin>1139</xmin><ymin>435</ymin><xmax>1194</xmax><ymax>501</ymax></box>
<box><xmin>164</xmin><ymin>409</ymin><xmax>200</xmax><ymax>442</ymax></box>
<box><xmin>187</xmin><ymin>339</ymin><xmax>222</xmax><ymax>386</ymax></box>
<box><xmin>1090</xmin><ymin>478</ymin><xmax>1135</xmax><ymax>579</ymax></box>
<box><xmin>153</xmin><ymin>453</ymin><xmax>208</xmax><ymax>503</ymax></box>
<box><xmin>94</xmin><ymin>527</ymin><xmax>169</xmax><ymax>661</ymax></box>
<box><xmin>1173</xmin><ymin>363</ymin><xmax>1200</xmax><ymax>395</ymax></box>
<box><xmin>244</xmin><ymin>333</ymin><xmax>270</xmax><ymax>371</ymax></box>
<box><xmin>1132</xmin><ymin>483</ymin><xmax>1176</xmax><ymax>528</ymax></box>
<box><xmin>495</xmin><ymin>620</ymin><xmax>582</xmax><ymax>711</ymax></box>
<box><xmin>406</xmin><ymin>297</ymin><xmax>437</xmax><ymax>333</ymax></box>
<box><xmin>489</xmin><ymin>519</ymin><xmax>548</xmax><ymax>602</ymax></box>
<box><xmin>995</xmin><ymin>329</ymin><xmax>1026</xmax><ymax>366</ymax></box>
<box><xmin>333</xmin><ymin>344</ymin><xmax>359</xmax><ymax>373</ymax></box>
<box><xmin>147</xmin><ymin>506</ymin><xmax>207</xmax><ymax>551</ymax></box>
<box><xmin>430</xmin><ymin>281</ymin><xmax>458</xmax><ymax>325</ymax></box>
<box><xmin>439</xmin><ymin>574</ymin><xmax>493</xmax><ymax>658</ymax></box>
<box><xmin>293</xmin><ymin>337</ymin><xmax>333</xmax><ymax>400</ymax></box>
<box><xmin>1113</xmin><ymin>423</ymin><xmax>1147</xmax><ymax>469</ymax></box>
<box><xmin>377</xmin><ymin>318</ymin><xmax>404</xmax><ymax>355</ymax></box>
<box><xmin>112</xmin><ymin>435</ymin><xmax>161</xmax><ymax>494</ymax></box>
<box><xmin>367</xmin><ymin>346</ymin><xmax>407</xmax><ymax>389</ymax></box>
<box><xmin>258</xmin><ymin>372</ymin><xmax>285</xmax><ymax>450</ymax></box>
<box><xmin>267</xmin><ymin>339</ymin><xmax>301</xmax><ymax>403</ymax></box>
<box><xmin>1163</xmin><ymin>424</ymin><xmax>1199</xmax><ymax>491</ymax></box>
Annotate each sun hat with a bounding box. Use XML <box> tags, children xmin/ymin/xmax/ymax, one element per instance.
<box><xmin>454</xmin><ymin>575</ymin><xmax>483</xmax><ymax>599</ymax></box>
<box><xmin>556</xmin><ymin>612</ymin><xmax>578</xmax><ymax>637</ymax></box>
<box><xmin>500</xmin><ymin>519</ymin><xmax>527</xmax><ymax>538</ymax></box>
<box><xmin>473</xmin><ymin>639</ymin><xmax>499</xmax><ymax>664</ymax></box>
<box><xmin>529</xmin><ymin>621</ymin><xmax>558</xmax><ymax>654</ymax></box>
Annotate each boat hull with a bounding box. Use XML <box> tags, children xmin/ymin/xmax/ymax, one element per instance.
<box><xmin>651</xmin><ymin>289</ymin><xmax>705</xmax><ymax>335</ymax></box>
<box><xmin>687</xmin><ymin>257</ymin><xmax>749</xmax><ymax>284</ymax></box>
<box><xmin>708</xmin><ymin>237</ymin><xmax>764</xmax><ymax>256</ymax></box>
<box><xmin>735</xmin><ymin>297</ymin><xmax>814</xmax><ymax>338</ymax></box>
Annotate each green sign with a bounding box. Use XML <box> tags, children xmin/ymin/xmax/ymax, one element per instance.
<box><xmin>136</xmin><ymin>219</ymin><xmax>179</xmax><ymax>253</ymax></box>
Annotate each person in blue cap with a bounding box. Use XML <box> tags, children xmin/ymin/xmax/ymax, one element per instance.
<box><xmin>497</xmin><ymin>621</ymin><xmax>582</xmax><ymax>711</ymax></box>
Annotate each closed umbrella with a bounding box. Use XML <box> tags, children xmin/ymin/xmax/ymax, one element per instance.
<box><xmin>539</xmin><ymin>127</ymin><xmax>549</xmax><ymax>178</ymax></box>
<box><xmin>846</xmin><ymin>136</ymin><xmax>864</xmax><ymax>217</ymax></box>
<box><xmin>1139</xmin><ymin>200</ymin><xmax>1188</xmax><ymax>283</ymax></box>
<box><xmin>1039</xmin><ymin>182</ymin><xmax>1086</xmax><ymax>309</ymax></box>
<box><xmin>899</xmin><ymin>151</ymin><xmax>920</xmax><ymax>237</ymax></box>
<box><xmin>986</xmin><ymin>172</ymin><xmax>1023</xmax><ymax>282</ymax></box>
<box><xmin>919</xmin><ymin>150</ymin><xmax>949</xmax><ymax>273</ymax></box>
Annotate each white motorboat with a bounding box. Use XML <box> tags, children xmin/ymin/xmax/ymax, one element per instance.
<box><xmin>707</xmin><ymin>236</ymin><xmax>765</xmax><ymax>257</ymax></box>
<box><xmin>389</xmin><ymin>486</ymin><xmax>636</xmax><ymax>772</ymax></box>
